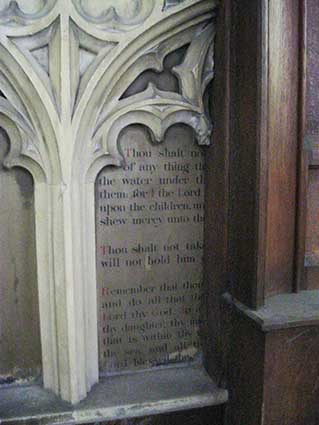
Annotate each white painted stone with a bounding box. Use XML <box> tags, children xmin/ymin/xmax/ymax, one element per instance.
<box><xmin>0</xmin><ymin>0</ymin><xmax>217</xmax><ymax>404</ymax></box>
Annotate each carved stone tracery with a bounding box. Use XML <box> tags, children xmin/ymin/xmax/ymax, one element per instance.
<box><xmin>0</xmin><ymin>0</ymin><xmax>217</xmax><ymax>404</ymax></box>
<box><xmin>73</xmin><ymin>0</ymin><xmax>156</xmax><ymax>30</ymax></box>
<box><xmin>0</xmin><ymin>0</ymin><xmax>56</xmax><ymax>26</ymax></box>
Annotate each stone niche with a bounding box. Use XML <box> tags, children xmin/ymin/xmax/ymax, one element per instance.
<box><xmin>96</xmin><ymin>124</ymin><xmax>206</xmax><ymax>374</ymax></box>
<box><xmin>0</xmin><ymin>129</ymin><xmax>41</xmax><ymax>385</ymax></box>
<box><xmin>0</xmin><ymin>0</ymin><xmax>227</xmax><ymax>421</ymax></box>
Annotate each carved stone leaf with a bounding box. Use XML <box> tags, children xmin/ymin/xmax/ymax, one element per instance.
<box><xmin>173</xmin><ymin>23</ymin><xmax>215</xmax><ymax>109</ymax></box>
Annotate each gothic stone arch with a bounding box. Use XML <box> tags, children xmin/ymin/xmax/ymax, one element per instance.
<box><xmin>0</xmin><ymin>0</ymin><xmax>217</xmax><ymax>403</ymax></box>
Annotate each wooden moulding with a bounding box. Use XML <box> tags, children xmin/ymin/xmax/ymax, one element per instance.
<box><xmin>224</xmin><ymin>290</ymin><xmax>319</xmax><ymax>425</ymax></box>
<box><xmin>203</xmin><ymin>0</ymin><xmax>231</xmax><ymax>383</ymax></box>
<box><xmin>228</xmin><ymin>0</ymin><xmax>301</xmax><ymax>308</ymax></box>
<box><xmin>227</xmin><ymin>0</ymin><xmax>266</xmax><ymax>308</ymax></box>
<box><xmin>223</xmin><ymin>290</ymin><xmax>319</xmax><ymax>332</ymax></box>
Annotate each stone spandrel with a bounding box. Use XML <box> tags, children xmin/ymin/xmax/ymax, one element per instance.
<box><xmin>96</xmin><ymin>125</ymin><xmax>207</xmax><ymax>373</ymax></box>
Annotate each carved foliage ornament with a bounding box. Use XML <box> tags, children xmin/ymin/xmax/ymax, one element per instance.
<box><xmin>0</xmin><ymin>0</ymin><xmax>217</xmax><ymax>404</ymax></box>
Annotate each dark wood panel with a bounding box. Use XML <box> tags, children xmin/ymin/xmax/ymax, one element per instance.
<box><xmin>226</xmin><ymin>310</ymin><xmax>265</xmax><ymax>425</ymax></box>
<box><xmin>228</xmin><ymin>0</ymin><xmax>266</xmax><ymax>308</ymax></box>
<box><xmin>222</xmin><ymin>1</ymin><xmax>319</xmax><ymax>424</ymax></box>
<box><xmin>305</xmin><ymin>169</ymin><xmax>319</xmax><ymax>266</ymax></box>
<box><xmin>305</xmin><ymin>268</ymin><xmax>319</xmax><ymax>288</ymax></box>
<box><xmin>294</xmin><ymin>0</ymin><xmax>308</xmax><ymax>290</ymax></box>
<box><xmin>203</xmin><ymin>0</ymin><xmax>231</xmax><ymax>381</ymax></box>
<box><xmin>228</xmin><ymin>0</ymin><xmax>300</xmax><ymax>306</ymax></box>
<box><xmin>305</xmin><ymin>0</ymin><xmax>319</xmax><ymax>136</ymax></box>
<box><xmin>297</xmin><ymin>0</ymin><xmax>319</xmax><ymax>289</ymax></box>
<box><xmin>225</xmin><ymin>293</ymin><xmax>319</xmax><ymax>425</ymax></box>
<box><xmin>264</xmin><ymin>0</ymin><xmax>299</xmax><ymax>297</ymax></box>
<box><xmin>304</xmin><ymin>168</ymin><xmax>319</xmax><ymax>288</ymax></box>
<box><xmin>264</xmin><ymin>326</ymin><xmax>319</xmax><ymax>425</ymax></box>
<box><xmin>307</xmin><ymin>135</ymin><xmax>319</xmax><ymax>167</ymax></box>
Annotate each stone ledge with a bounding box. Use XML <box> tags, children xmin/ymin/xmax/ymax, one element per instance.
<box><xmin>0</xmin><ymin>364</ymin><xmax>228</xmax><ymax>424</ymax></box>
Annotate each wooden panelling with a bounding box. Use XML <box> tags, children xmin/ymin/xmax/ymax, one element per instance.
<box><xmin>225</xmin><ymin>293</ymin><xmax>319</xmax><ymax>425</ymax></box>
<box><xmin>228</xmin><ymin>0</ymin><xmax>300</xmax><ymax>307</ymax></box>
<box><xmin>297</xmin><ymin>0</ymin><xmax>319</xmax><ymax>289</ymax></box>
<box><xmin>204</xmin><ymin>0</ymin><xmax>231</xmax><ymax>381</ymax></box>
<box><xmin>305</xmin><ymin>0</ymin><xmax>319</xmax><ymax>136</ymax></box>
<box><xmin>305</xmin><ymin>268</ymin><xmax>319</xmax><ymax>288</ymax></box>
<box><xmin>223</xmin><ymin>1</ymin><xmax>319</xmax><ymax>424</ymax></box>
<box><xmin>226</xmin><ymin>311</ymin><xmax>265</xmax><ymax>425</ymax></box>
<box><xmin>294</xmin><ymin>0</ymin><xmax>308</xmax><ymax>291</ymax></box>
<box><xmin>228</xmin><ymin>0</ymin><xmax>266</xmax><ymax>307</ymax></box>
<box><xmin>264</xmin><ymin>326</ymin><xmax>319</xmax><ymax>425</ymax></box>
<box><xmin>305</xmin><ymin>169</ymin><xmax>319</xmax><ymax>266</ymax></box>
<box><xmin>304</xmin><ymin>168</ymin><xmax>319</xmax><ymax>288</ymax></box>
<box><xmin>265</xmin><ymin>0</ymin><xmax>300</xmax><ymax>297</ymax></box>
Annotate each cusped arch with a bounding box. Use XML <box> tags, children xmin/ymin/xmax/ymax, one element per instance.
<box><xmin>0</xmin><ymin>45</ymin><xmax>61</xmax><ymax>184</ymax></box>
<box><xmin>87</xmin><ymin>109</ymin><xmax>211</xmax><ymax>184</ymax></box>
<box><xmin>0</xmin><ymin>41</ymin><xmax>62</xmax><ymax>397</ymax></box>
<box><xmin>85</xmin><ymin>81</ymin><xmax>212</xmax><ymax>183</ymax></box>
<box><xmin>72</xmin><ymin>0</ymin><xmax>216</xmax><ymax>180</ymax></box>
<box><xmin>0</xmin><ymin>112</ymin><xmax>45</xmax><ymax>182</ymax></box>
